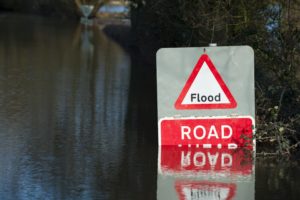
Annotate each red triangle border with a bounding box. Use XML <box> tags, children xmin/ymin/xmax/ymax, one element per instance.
<box><xmin>174</xmin><ymin>54</ymin><xmax>237</xmax><ymax>109</ymax></box>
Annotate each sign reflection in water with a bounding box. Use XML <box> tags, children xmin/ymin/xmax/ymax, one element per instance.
<box><xmin>157</xmin><ymin>146</ymin><xmax>255</xmax><ymax>200</ymax></box>
<box><xmin>175</xmin><ymin>181</ymin><xmax>236</xmax><ymax>200</ymax></box>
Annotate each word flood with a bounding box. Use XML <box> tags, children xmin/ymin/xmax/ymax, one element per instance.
<box><xmin>191</xmin><ymin>93</ymin><xmax>221</xmax><ymax>103</ymax></box>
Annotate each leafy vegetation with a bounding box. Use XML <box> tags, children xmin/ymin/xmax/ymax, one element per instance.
<box><xmin>130</xmin><ymin>0</ymin><xmax>300</xmax><ymax>156</ymax></box>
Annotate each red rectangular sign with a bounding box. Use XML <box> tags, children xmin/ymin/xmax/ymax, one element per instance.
<box><xmin>159</xmin><ymin>117</ymin><xmax>254</xmax><ymax>148</ymax></box>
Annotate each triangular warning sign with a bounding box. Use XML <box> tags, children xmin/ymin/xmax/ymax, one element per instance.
<box><xmin>175</xmin><ymin>54</ymin><xmax>237</xmax><ymax>109</ymax></box>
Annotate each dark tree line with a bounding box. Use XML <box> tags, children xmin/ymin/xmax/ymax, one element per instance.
<box><xmin>130</xmin><ymin>0</ymin><xmax>300</xmax><ymax>156</ymax></box>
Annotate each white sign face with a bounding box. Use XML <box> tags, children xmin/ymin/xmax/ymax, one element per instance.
<box><xmin>157</xmin><ymin>46</ymin><xmax>255</xmax><ymax>118</ymax></box>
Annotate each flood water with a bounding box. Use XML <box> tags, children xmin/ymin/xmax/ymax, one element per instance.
<box><xmin>0</xmin><ymin>14</ymin><xmax>299</xmax><ymax>200</ymax></box>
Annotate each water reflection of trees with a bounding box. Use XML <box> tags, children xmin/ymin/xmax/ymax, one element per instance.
<box><xmin>0</xmin><ymin>14</ymin><xmax>130</xmax><ymax>199</ymax></box>
<box><xmin>256</xmin><ymin>158</ymin><xmax>300</xmax><ymax>199</ymax></box>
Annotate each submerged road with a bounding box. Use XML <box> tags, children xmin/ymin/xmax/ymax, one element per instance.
<box><xmin>0</xmin><ymin>13</ymin><xmax>299</xmax><ymax>200</ymax></box>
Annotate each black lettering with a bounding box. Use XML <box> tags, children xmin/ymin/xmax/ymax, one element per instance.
<box><xmin>197</xmin><ymin>93</ymin><xmax>201</xmax><ymax>102</ymax></box>
<box><xmin>189</xmin><ymin>93</ymin><xmax>221</xmax><ymax>102</ymax></box>
<box><xmin>215</xmin><ymin>93</ymin><xmax>221</xmax><ymax>102</ymax></box>
<box><xmin>191</xmin><ymin>93</ymin><xmax>197</xmax><ymax>102</ymax></box>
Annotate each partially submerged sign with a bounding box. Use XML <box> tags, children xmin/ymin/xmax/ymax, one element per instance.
<box><xmin>156</xmin><ymin>46</ymin><xmax>255</xmax><ymax>148</ymax></box>
<box><xmin>157</xmin><ymin>47</ymin><xmax>255</xmax><ymax>200</ymax></box>
<box><xmin>159</xmin><ymin>116</ymin><xmax>253</xmax><ymax>147</ymax></box>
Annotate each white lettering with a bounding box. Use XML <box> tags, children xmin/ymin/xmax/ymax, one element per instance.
<box><xmin>194</xmin><ymin>152</ymin><xmax>206</xmax><ymax>167</ymax></box>
<box><xmin>180</xmin><ymin>125</ymin><xmax>235</xmax><ymax>143</ymax></box>
<box><xmin>193</xmin><ymin>125</ymin><xmax>206</xmax><ymax>140</ymax></box>
<box><xmin>208</xmin><ymin>152</ymin><xmax>219</xmax><ymax>166</ymax></box>
<box><xmin>222</xmin><ymin>125</ymin><xmax>232</xmax><ymax>139</ymax></box>
<box><xmin>180</xmin><ymin>151</ymin><xmax>235</xmax><ymax>169</ymax></box>
<box><xmin>181</xmin><ymin>151</ymin><xmax>191</xmax><ymax>167</ymax></box>
<box><xmin>208</xmin><ymin>125</ymin><xmax>219</xmax><ymax>139</ymax></box>
<box><xmin>181</xmin><ymin>126</ymin><xmax>191</xmax><ymax>140</ymax></box>
<box><xmin>222</xmin><ymin>153</ymin><xmax>232</xmax><ymax>167</ymax></box>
